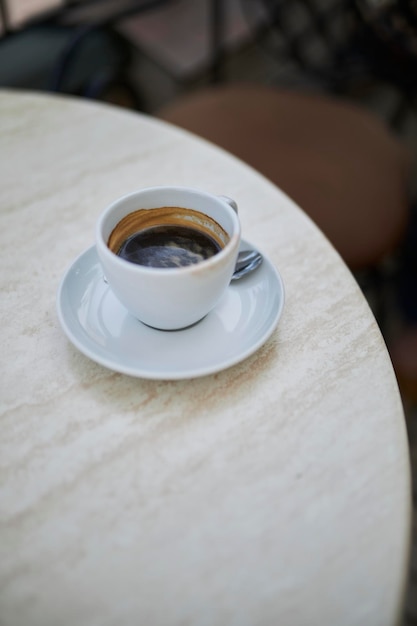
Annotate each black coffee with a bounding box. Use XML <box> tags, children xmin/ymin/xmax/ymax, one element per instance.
<box><xmin>116</xmin><ymin>224</ymin><xmax>222</xmax><ymax>268</ymax></box>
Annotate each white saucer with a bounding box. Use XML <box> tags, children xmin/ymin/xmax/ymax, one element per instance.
<box><xmin>56</xmin><ymin>240</ymin><xmax>285</xmax><ymax>380</ymax></box>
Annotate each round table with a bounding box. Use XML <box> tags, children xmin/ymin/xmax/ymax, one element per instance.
<box><xmin>0</xmin><ymin>89</ymin><xmax>412</xmax><ymax>626</ymax></box>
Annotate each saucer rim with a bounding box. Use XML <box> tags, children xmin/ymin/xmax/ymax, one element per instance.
<box><xmin>56</xmin><ymin>241</ymin><xmax>285</xmax><ymax>380</ymax></box>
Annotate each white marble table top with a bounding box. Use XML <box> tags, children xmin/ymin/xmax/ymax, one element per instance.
<box><xmin>0</xmin><ymin>89</ymin><xmax>412</xmax><ymax>626</ymax></box>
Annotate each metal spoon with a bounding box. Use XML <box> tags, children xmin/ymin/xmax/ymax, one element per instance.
<box><xmin>231</xmin><ymin>249</ymin><xmax>263</xmax><ymax>281</ymax></box>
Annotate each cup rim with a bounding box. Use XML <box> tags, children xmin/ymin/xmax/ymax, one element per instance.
<box><xmin>95</xmin><ymin>186</ymin><xmax>241</xmax><ymax>274</ymax></box>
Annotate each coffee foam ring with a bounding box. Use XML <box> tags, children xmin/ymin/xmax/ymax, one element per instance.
<box><xmin>107</xmin><ymin>207</ymin><xmax>229</xmax><ymax>254</ymax></box>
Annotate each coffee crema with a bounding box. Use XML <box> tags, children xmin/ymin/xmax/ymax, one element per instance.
<box><xmin>108</xmin><ymin>206</ymin><xmax>229</xmax><ymax>269</ymax></box>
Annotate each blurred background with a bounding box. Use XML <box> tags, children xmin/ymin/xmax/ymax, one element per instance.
<box><xmin>1</xmin><ymin>0</ymin><xmax>417</xmax><ymax>622</ymax></box>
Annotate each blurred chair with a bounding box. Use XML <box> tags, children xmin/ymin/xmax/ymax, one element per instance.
<box><xmin>0</xmin><ymin>0</ymin><xmax>172</xmax><ymax>107</ymax></box>
<box><xmin>239</xmin><ymin>0</ymin><xmax>417</xmax><ymax>128</ymax></box>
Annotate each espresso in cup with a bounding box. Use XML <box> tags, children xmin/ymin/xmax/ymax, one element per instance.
<box><xmin>107</xmin><ymin>206</ymin><xmax>229</xmax><ymax>269</ymax></box>
<box><xmin>96</xmin><ymin>187</ymin><xmax>241</xmax><ymax>330</ymax></box>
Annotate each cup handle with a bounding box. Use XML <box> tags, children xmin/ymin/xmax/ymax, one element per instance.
<box><xmin>217</xmin><ymin>195</ymin><xmax>238</xmax><ymax>213</ymax></box>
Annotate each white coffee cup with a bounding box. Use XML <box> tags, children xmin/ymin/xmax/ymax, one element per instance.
<box><xmin>95</xmin><ymin>186</ymin><xmax>241</xmax><ymax>330</ymax></box>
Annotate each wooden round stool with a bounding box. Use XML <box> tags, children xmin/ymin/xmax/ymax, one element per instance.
<box><xmin>158</xmin><ymin>84</ymin><xmax>411</xmax><ymax>271</ymax></box>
